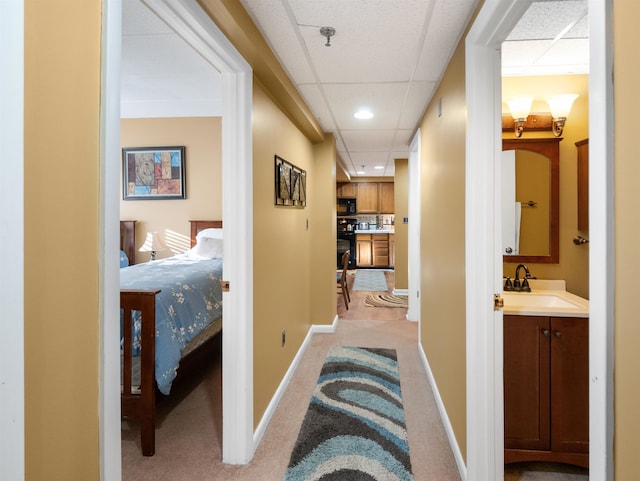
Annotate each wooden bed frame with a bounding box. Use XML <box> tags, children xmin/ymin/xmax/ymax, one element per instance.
<box><xmin>120</xmin><ymin>219</ymin><xmax>223</xmax><ymax>456</ymax></box>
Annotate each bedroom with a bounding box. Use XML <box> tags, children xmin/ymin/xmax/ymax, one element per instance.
<box><xmin>118</xmin><ymin>0</ymin><xmax>338</xmax><ymax>464</ymax></box>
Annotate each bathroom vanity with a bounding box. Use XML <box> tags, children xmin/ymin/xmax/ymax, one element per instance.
<box><xmin>502</xmin><ymin>281</ymin><xmax>589</xmax><ymax>468</ymax></box>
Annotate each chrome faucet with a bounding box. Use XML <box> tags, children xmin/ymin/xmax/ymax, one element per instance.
<box><xmin>514</xmin><ymin>263</ymin><xmax>532</xmax><ymax>292</ymax></box>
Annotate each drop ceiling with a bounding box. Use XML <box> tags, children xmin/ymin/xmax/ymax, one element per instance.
<box><xmin>121</xmin><ymin>0</ymin><xmax>588</xmax><ymax>178</ymax></box>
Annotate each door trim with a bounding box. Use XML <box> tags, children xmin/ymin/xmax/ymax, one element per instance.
<box><xmin>465</xmin><ymin>0</ymin><xmax>613</xmax><ymax>479</ymax></box>
<box><xmin>0</xmin><ymin>1</ymin><xmax>25</xmax><ymax>479</ymax></box>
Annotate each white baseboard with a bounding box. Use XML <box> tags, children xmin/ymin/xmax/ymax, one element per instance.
<box><xmin>417</xmin><ymin>343</ymin><xmax>467</xmax><ymax>481</ymax></box>
<box><xmin>392</xmin><ymin>288</ymin><xmax>409</xmax><ymax>296</ymax></box>
<box><xmin>253</xmin><ymin>315</ymin><xmax>339</xmax><ymax>447</ymax></box>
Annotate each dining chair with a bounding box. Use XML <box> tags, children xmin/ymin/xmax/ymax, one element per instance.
<box><xmin>337</xmin><ymin>250</ymin><xmax>351</xmax><ymax>309</ymax></box>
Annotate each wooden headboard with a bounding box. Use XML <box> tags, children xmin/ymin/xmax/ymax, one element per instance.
<box><xmin>120</xmin><ymin>220</ymin><xmax>137</xmax><ymax>265</ymax></box>
<box><xmin>189</xmin><ymin>220</ymin><xmax>223</xmax><ymax>247</ymax></box>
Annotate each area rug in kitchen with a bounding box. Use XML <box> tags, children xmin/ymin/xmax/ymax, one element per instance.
<box><xmin>283</xmin><ymin>345</ymin><xmax>413</xmax><ymax>481</ymax></box>
<box><xmin>352</xmin><ymin>269</ymin><xmax>388</xmax><ymax>292</ymax></box>
<box><xmin>365</xmin><ymin>294</ymin><xmax>409</xmax><ymax>308</ymax></box>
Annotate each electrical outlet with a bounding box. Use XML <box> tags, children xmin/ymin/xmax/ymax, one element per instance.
<box><xmin>281</xmin><ymin>330</ymin><xmax>286</xmax><ymax>347</ymax></box>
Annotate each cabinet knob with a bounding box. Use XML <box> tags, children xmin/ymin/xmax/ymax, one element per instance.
<box><xmin>542</xmin><ymin>329</ymin><xmax>550</xmax><ymax>337</ymax></box>
<box><xmin>554</xmin><ymin>331</ymin><xmax>562</xmax><ymax>338</ymax></box>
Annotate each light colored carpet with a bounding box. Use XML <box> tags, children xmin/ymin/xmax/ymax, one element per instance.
<box><xmin>352</xmin><ymin>269</ymin><xmax>388</xmax><ymax>291</ymax></box>
<box><xmin>365</xmin><ymin>294</ymin><xmax>409</xmax><ymax>308</ymax></box>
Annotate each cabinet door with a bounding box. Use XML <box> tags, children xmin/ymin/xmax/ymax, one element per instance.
<box><xmin>389</xmin><ymin>234</ymin><xmax>395</xmax><ymax>267</ymax></box>
<box><xmin>504</xmin><ymin>315</ymin><xmax>551</xmax><ymax>451</ymax></box>
<box><xmin>338</xmin><ymin>182</ymin><xmax>357</xmax><ymax>198</ymax></box>
<box><xmin>372</xmin><ymin>234</ymin><xmax>389</xmax><ymax>267</ymax></box>
<box><xmin>550</xmin><ymin>317</ymin><xmax>589</xmax><ymax>454</ymax></box>
<box><xmin>357</xmin><ymin>183</ymin><xmax>379</xmax><ymax>213</ymax></box>
<box><xmin>379</xmin><ymin>182</ymin><xmax>395</xmax><ymax>213</ymax></box>
<box><xmin>356</xmin><ymin>236</ymin><xmax>372</xmax><ymax>267</ymax></box>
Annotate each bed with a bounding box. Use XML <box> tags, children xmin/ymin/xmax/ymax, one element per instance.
<box><xmin>120</xmin><ymin>219</ymin><xmax>223</xmax><ymax>456</ymax></box>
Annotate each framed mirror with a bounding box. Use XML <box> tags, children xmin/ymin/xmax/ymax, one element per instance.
<box><xmin>502</xmin><ymin>137</ymin><xmax>561</xmax><ymax>264</ymax></box>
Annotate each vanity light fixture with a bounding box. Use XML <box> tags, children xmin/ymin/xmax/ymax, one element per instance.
<box><xmin>354</xmin><ymin>108</ymin><xmax>374</xmax><ymax>120</ymax></box>
<box><xmin>548</xmin><ymin>94</ymin><xmax>579</xmax><ymax>137</ymax></box>
<box><xmin>507</xmin><ymin>96</ymin><xmax>534</xmax><ymax>138</ymax></box>
<box><xmin>139</xmin><ymin>231</ymin><xmax>167</xmax><ymax>261</ymax></box>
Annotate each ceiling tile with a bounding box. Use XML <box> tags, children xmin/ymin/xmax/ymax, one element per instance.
<box><xmin>341</xmin><ymin>130</ymin><xmax>398</xmax><ymax>152</ymax></box>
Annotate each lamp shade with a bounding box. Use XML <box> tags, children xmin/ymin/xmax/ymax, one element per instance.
<box><xmin>548</xmin><ymin>94</ymin><xmax>579</xmax><ymax>119</ymax></box>
<box><xmin>139</xmin><ymin>232</ymin><xmax>167</xmax><ymax>253</ymax></box>
<box><xmin>507</xmin><ymin>96</ymin><xmax>534</xmax><ymax>120</ymax></box>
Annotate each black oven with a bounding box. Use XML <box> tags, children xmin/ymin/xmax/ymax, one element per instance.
<box><xmin>337</xmin><ymin>218</ymin><xmax>357</xmax><ymax>269</ymax></box>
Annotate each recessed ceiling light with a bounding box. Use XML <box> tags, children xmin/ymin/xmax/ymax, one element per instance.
<box><xmin>354</xmin><ymin>109</ymin><xmax>373</xmax><ymax>120</ymax></box>
<box><xmin>356</xmin><ymin>170</ymin><xmax>365</xmax><ymax>175</ymax></box>
<box><xmin>374</xmin><ymin>165</ymin><xmax>384</xmax><ymax>170</ymax></box>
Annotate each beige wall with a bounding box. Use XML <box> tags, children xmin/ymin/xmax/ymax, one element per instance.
<box><xmin>394</xmin><ymin>159</ymin><xmax>409</xmax><ymax>291</ymax></box>
<box><xmin>502</xmin><ymin>75</ymin><xmax>589</xmax><ymax>298</ymax></box>
<box><xmin>614</xmin><ymin>1</ymin><xmax>640</xmax><ymax>478</ymax></box>
<box><xmin>24</xmin><ymin>0</ymin><xmax>101</xmax><ymax>479</ymax></box>
<box><xmin>120</xmin><ymin>117</ymin><xmax>222</xmax><ymax>262</ymax></box>
<box><xmin>418</xmin><ymin>38</ymin><xmax>468</xmax><ymax>457</ymax></box>
<box><xmin>252</xmin><ymin>80</ymin><xmax>336</xmax><ymax>424</ymax></box>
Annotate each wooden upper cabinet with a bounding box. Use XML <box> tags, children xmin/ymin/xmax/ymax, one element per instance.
<box><xmin>357</xmin><ymin>183</ymin><xmax>379</xmax><ymax>213</ymax></box>
<box><xmin>575</xmin><ymin>139</ymin><xmax>589</xmax><ymax>231</ymax></box>
<box><xmin>378</xmin><ymin>182</ymin><xmax>394</xmax><ymax>213</ymax></box>
<box><xmin>337</xmin><ymin>182</ymin><xmax>358</xmax><ymax>198</ymax></box>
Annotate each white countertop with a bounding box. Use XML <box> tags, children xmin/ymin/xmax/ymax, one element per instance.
<box><xmin>354</xmin><ymin>228</ymin><xmax>395</xmax><ymax>234</ymax></box>
<box><xmin>503</xmin><ymin>280</ymin><xmax>589</xmax><ymax>318</ymax></box>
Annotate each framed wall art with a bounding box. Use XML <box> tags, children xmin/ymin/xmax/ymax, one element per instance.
<box><xmin>122</xmin><ymin>146</ymin><xmax>186</xmax><ymax>200</ymax></box>
<box><xmin>275</xmin><ymin>155</ymin><xmax>306</xmax><ymax>207</ymax></box>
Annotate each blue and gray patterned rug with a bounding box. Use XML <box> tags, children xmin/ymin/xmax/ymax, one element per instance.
<box><xmin>352</xmin><ymin>269</ymin><xmax>388</xmax><ymax>292</ymax></box>
<box><xmin>284</xmin><ymin>345</ymin><xmax>414</xmax><ymax>481</ymax></box>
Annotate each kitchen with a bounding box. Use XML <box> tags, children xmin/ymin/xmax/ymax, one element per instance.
<box><xmin>337</xmin><ymin>181</ymin><xmax>395</xmax><ymax>270</ymax></box>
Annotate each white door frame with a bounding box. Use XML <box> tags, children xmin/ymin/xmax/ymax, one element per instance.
<box><xmin>100</xmin><ymin>0</ymin><xmax>254</xmax><ymax>477</ymax></box>
<box><xmin>0</xmin><ymin>1</ymin><xmax>25</xmax><ymax>479</ymax></box>
<box><xmin>407</xmin><ymin>130</ymin><xmax>421</xmax><ymax>323</ymax></box>
<box><xmin>465</xmin><ymin>0</ymin><xmax>613</xmax><ymax>480</ymax></box>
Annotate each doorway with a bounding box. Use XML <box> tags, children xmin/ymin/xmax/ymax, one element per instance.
<box><xmin>100</xmin><ymin>0</ymin><xmax>254</xmax><ymax>476</ymax></box>
<box><xmin>465</xmin><ymin>0</ymin><xmax>613</xmax><ymax>480</ymax></box>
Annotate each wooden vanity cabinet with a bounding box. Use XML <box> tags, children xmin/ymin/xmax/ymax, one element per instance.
<box><xmin>504</xmin><ymin>315</ymin><xmax>589</xmax><ymax>468</ymax></box>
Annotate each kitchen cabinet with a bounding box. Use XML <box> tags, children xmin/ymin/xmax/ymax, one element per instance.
<box><xmin>356</xmin><ymin>234</ymin><xmax>373</xmax><ymax>267</ymax></box>
<box><xmin>337</xmin><ymin>182</ymin><xmax>357</xmax><ymax>198</ymax></box>
<box><xmin>379</xmin><ymin>182</ymin><xmax>395</xmax><ymax>213</ymax></box>
<box><xmin>356</xmin><ymin>182</ymin><xmax>394</xmax><ymax>214</ymax></box>
<box><xmin>357</xmin><ymin>233</ymin><xmax>392</xmax><ymax>267</ymax></box>
<box><xmin>504</xmin><ymin>315</ymin><xmax>589</xmax><ymax>468</ymax></box>
<box><xmin>356</xmin><ymin>183</ymin><xmax>379</xmax><ymax>213</ymax></box>
<box><xmin>575</xmin><ymin>139</ymin><xmax>589</xmax><ymax>231</ymax></box>
<box><xmin>389</xmin><ymin>234</ymin><xmax>395</xmax><ymax>267</ymax></box>
<box><xmin>372</xmin><ymin>234</ymin><xmax>389</xmax><ymax>267</ymax></box>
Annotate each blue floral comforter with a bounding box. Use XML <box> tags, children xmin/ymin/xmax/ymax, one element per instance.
<box><xmin>120</xmin><ymin>255</ymin><xmax>223</xmax><ymax>394</ymax></box>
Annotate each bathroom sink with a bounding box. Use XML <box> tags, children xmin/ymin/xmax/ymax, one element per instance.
<box><xmin>503</xmin><ymin>293</ymin><xmax>579</xmax><ymax>309</ymax></box>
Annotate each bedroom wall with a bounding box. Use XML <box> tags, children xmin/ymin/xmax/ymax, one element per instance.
<box><xmin>418</xmin><ymin>35</ymin><xmax>468</xmax><ymax>459</ymax></box>
<box><xmin>24</xmin><ymin>0</ymin><xmax>101</xmax><ymax>479</ymax></box>
<box><xmin>120</xmin><ymin>117</ymin><xmax>222</xmax><ymax>263</ymax></box>
<box><xmin>251</xmin><ymin>79</ymin><xmax>336</xmax><ymax>424</ymax></box>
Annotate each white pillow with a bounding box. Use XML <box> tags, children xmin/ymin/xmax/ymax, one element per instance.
<box><xmin>196</xmin><ymin>228</ymin><xmax>223</xmax><ymax>241</ymax></box>
<box><xmin>188</xmin><ymin>237</ymin><xmax>223</xmax><ymax>259</ymax></box>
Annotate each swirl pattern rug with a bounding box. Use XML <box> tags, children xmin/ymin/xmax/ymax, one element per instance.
<box><xmin>284</xmin><ymin>345</ymin><xmax>413</xmax><ymax>481</ymax></box>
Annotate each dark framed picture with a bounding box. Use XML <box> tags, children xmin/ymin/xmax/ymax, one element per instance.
<box><xmin>122</xmin><ymin>146</ymin><xmax>186</xmax><ymax>200</ymax></box>
<box><xmin>275</xmin><ymin>155</ymin><xmax>306</xmax><ymax>207</ymax></box>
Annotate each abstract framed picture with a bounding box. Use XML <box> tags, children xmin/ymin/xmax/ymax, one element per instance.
<box><xmin>122</xmin><ymin>146</ymin><xmax>186</xmax><ymax>200</ymax></box>
<box><xmin>275</xmin><ymin>155</ymin><xmax>306</xmax><ymax>207</ymax></box>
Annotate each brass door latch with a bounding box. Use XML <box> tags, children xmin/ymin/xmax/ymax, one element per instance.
<box><xmin>494</xmin><ymin>293</ymin><xmax>504</xmax><ymax>311</ymax></box>
<box><xmin>221</xmin><ymin>280</ymin><xmax>230</xmax><ymax>292</ymax></box>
